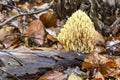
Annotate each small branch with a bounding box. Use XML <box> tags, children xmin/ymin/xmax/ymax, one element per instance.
<box><xmin>0</xmin><ymin>2</ymin><xmax>13</xmax><ymax>8</ymax></box>
<box><xmin>110</xmin><ymin>18</ymin><xmax>120</xmax><ymax>28</ymax></box>
<box><xmin>0</xmin><ymin>3</ymin><xmax>50</xmax><ymax>28</ymax></box>
<box><xmin>5</xmin><ymin>33</ymin><xmax>43</xmax><ymax>40</ymax></box>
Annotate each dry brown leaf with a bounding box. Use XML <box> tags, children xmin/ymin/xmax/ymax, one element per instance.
<box><xmin>94</xmin><ymin>71</ymin><xmax>104</xmax><ymax>80</ymax></box>
<box><xmin>105</xmin><ymin>36</ymin><xmax>120</xmax><ymax>45</ymax></box>
<box><xmin>18</xmin><ymin>1</ymin><xmax>43</xmax><ymax>11</ymax></box>
<box><xmin>112</xmin><ymin>25</ymin><xmax>120</xmax><ymax>36</ymax></box>
<box><xmin>18</xmin><ymin>2</ymin><xmax>30</xmax><ymax>11</ymax></box>
<box><xmin>105</xmin><ymin>69</ymin><xmax>120</xmax><ymax>77</ymax></box>
<box><xmin>105</xmin><ymin>36</ymin><xmax>120</xmax><ymax>55</ymax></box>
<box><xmin>46</xmin><ymin>34</ymin><xmax>57</xmax><ymax>43</ymax></box>
<box><xmin>81</xmin><ymin>62</ymin><xmax>93</xmax><ymax>70</ymax></box>
<box><xmin>25</xmin><ymin>20</ymin><xmax>46</xmax><ymax>46</ymax></box>
<box><xmin>0</xmin><ymin>13</ymin><xmax>6</xmax><ymax>22</ymax></box>
<box><xmin>11</xmin><ymin>9</ymin><xmax>19</xmax><ymax>16</ymax></box>
<box><xmin>94</xmin><ymin>46</ymin><xmax>106</xmax><ymax>53</ymax></box>
<box><xmin>0</xmin><ymin>26</ymin><xmax>15</xmax><ymax>42</ymax></box>
<box><xmin>0</xmin><ymin>25</ymin><xmax>21</xmax><ymax>49</ymax></box>
<box><xmin>36</xmin><ymin>0</ymin><xmax>44</xmax><ymax>5</ymax></box>
<box><xmin>32</xmin><ymin>0</ymin><xmax>44</xmax><ymax>9</ymax></box>
<box><xmin>118</xmin><ymin>76</ymin><xmax>120</xmax><ymax>80</ymax></box>
<box><xmin>93</xmin><ymin>78</ymin><xmax>102</xmax><ymax>80</ymax></box>
<box><xmin>96</xmin><ymin>31</ymin><xmax>105</xmax><ymax>43</ymax></box>
<box><xmin>40</xmin><ymin>10</ymin><xmax>57</xmax><ymax>28</ymax></box>
<box><xmin>82</xmin><ymin>52</ymin><xmax>120</xmax><ymax>77</ymax></box>
<box><xmin>38</xmin><ymin>70</ymin><xmax>68</xmax><ymax>80</ymax></box>
<box><xmin>68</xmin><ymin>74</ymin><xmax>83</xmax><ymax>80</ymax></box>
<box><xmin>114</xmin><ymin>57</ymin><xmax>120</xmax><ymax>68</ymax></box>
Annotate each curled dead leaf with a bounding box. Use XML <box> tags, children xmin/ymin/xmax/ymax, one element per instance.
<box><xmin>36</xmin><ymin>0</ymin><xmax>44</xmax><ymax>5</ymax></box>
<box><xmin>38</xmin><ymin>70</ymin><xmax>68</xmax><ymax>80</ymax></box>
<box><xmin>68</xmin><ymin>74</ymin><xmax>83</xmax><ymax>80</ymax></box>
<box><xmin>94</xmin><ymin>46</ymin><xmax>106</xmax><ymax>53</ymax></box>
<box><xmin>11</xmin><ymin>9</ymin><xmax>19</xmax><ymax>16</ymax></box>
<box><xmin>82</xmin><ymin>52</ymin><xmax>120</xmax><ymax>77</ymax></box>
<box><xmin>96</xmin><ymin>31</ymin><xmax>105</xmax><ymax>43</ymax></box>
<box><xmin>105</xmin><ymin>36</ymin><xmax>120</xmax><ymax>55</ymax></box>
<box><xmin>46</xmin><ymin>34</ymin><xmax>57</xmax><ymax>43</ymax></box>
<box><xmin>114</xmin><ymin>57</ymin><xmax>120</xmax><ymax>68</ymax></box>
<box><xmin>105</xmin><ymin>36</ymin><xmax>120</xmax><ymax>46</ymax></box>
<box><xmin>40</xmin><ymin>10</ymin><xmax>57</xmax><ymax>28</ymax></box>
<box><xmin>18</xmin><ymin>2</ymin><xmax>30</xmax><ymax>11</ymax></box>
<box><xmin>0</xmin><ymin>26</ymin><xmax>15</xmax><ymax>42</ymax></box>
<box><xmin>0</xmin><ymin>25</ymin><xmax>21</xmax><ymax>49</ymax></box>
<box><xmin>94</xmin><ymin>71</ymin><xmax>104</xmax><ymax>80</ymax></box>
<box><xmin>25</xmin><ymin>20</ymin><xmax>46</xmax><ymax>46</ymax></box>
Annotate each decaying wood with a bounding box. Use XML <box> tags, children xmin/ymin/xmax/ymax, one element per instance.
<box><xmin>0</xmin><ymin>50</ymin><xmax>86</xmax><ymax>80</ymax></box>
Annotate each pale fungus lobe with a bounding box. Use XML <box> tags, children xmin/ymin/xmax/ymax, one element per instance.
<box><xmin>57</xmin><ymin>10</ymin><xmax>102</xmax><ymax>53</ymax></box>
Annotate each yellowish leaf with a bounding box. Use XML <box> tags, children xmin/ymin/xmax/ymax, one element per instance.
<box><xmin>68</xmin><ymin>74</ymin><xmax>83</xmax><ymax>80</ymax></box>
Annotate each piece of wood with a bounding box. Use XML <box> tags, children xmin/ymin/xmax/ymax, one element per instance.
<box><xmin>0</xmin><ymin>50</ymin><xmax>86</xmax><ymax>80</ymax></box>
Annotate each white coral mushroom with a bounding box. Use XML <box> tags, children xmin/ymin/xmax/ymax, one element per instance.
<box><xmin>57</xmin><ymin>10</ymin><xmax>103</xmax><ymax>53</ymax></box>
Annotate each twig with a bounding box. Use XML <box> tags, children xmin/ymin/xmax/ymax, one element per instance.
<box><xmin>110</xmin><ymin>18</ymin><xmax>120</xmax><ymax>28</ymax></box>
<box><xmin>0</xmin><ymin>2</ymin><xmax>13</xmax><ymax>8</ymax></box>
<box><xmin>5</xmin><ymin>33</ymin><xmax>42</xmax><ymax>40</ymax></box>
<box><xmin>0</xmin><ymin>3</ymin><xmax>50</xmax><ymax>28</ymax></box>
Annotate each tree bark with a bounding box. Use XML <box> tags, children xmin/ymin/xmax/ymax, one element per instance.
<box><xmin>0</xmin><ymin>50</ymin><xmax>86</xmax><ymax>80</ymax></box>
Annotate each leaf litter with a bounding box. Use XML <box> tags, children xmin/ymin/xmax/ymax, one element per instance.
<box><xmin>0</xmin><ymin>0</ymin><xmax>120</xmax><ymax>80</ymax></box>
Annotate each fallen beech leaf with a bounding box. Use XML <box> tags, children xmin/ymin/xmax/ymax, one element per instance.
<box><xmin>94</xmin><ymin>46</ymin><xmax>106</xmax><ymax>53</ymax></box>
<box><xmin>0</xmin><ymin>26</ymin><xmax>15</xmax><ymax>42</ymax></box>
<box><xmin>38</xmin><ymin>70</ymin><xmax>67</xmax><ymax>80</ymax></box>
<box><xmin>118</xmin><ymin>77</ymin><xmax>120</xmax><ymax>80</ymax></box>
<box><xmin>0</xmin><ymin>25</ymin><xmax>21</xmax><ymax>49</ymax></box>
<box><xmin>105</xmin><ymin>69</ymin><xmax>120</xmax><ymax>77</ymax></box>
<box><xmin>93</xmin><ymin>78</ymin><xmax>102</xmax><ymax>80</ymax></box>
<box><xmin>82</xmin><ymin>52</ymin><xmax>120</xmax><ymax>77</ymax></box>
<box><xmin>0</xmin><ymin>13</ymin><xmax>6</xmax><ymax>22</ymax></box>
<box><xmin>105</xmin><ymin>36</ymin><xmax>120</xmax><ymax>46</ymax></box>
<box><xmin>68</xmin><ymin>74</ymin><xmax>83</xmax><ymax>80</ymax></box>
<box><xmin>112</xmin><ymin>25</ymin><xmax>120</xmax><ymax>36</ymax></box>
<box><xmin>36</xmin><ymin>0</ymin><xmax>44</xmax><ymax>5</ymax></box>
<box><xmin>46</xmin><ymin>34</ymin><xmax>57</xmax><ymax>43</ymax></box>
<box><xmin>31</xmin><ymin>0</ymin><xmax>44</xmax><ymax>9</ymax></box>
<box><xmin>94</xmin><ymin>71</ymin><xmax>104</xmax><ymax>80</ymax></box>
<box><xmin>115</xmin><ymin>57</ymin><xmax>120</xmax><ymax>68</ymax></box>
<box><xmin>96</xmin><ymin>31</ymin><xmax>105</xmax><ymax>43</ymax></box>
<box><xmin>25</xmin><ymin>20</ymin><xmax>46</xmax><ymax>46</ymax></box>
<box><xmin>11</xmin><ymin>9</ymin><xmax>19</xmax><ymax>16</ymax></box>
<box><xmin>81</xmin><ymin>62</ymin><xmax>93</xmax><ymax>70</ymax></box>
<box><xmin>18</xmin><ymin>2</ymin><xmax>30</xmax><ymax>11</ymax></box>
<box><xmin>105</xmin><ymin>36</ymin><xmax>120</xmax><ymax>55</ymax></box>
<box><xmin>46</xmin><ymin>28</ymin><xmax>58</xmax><ymax>38</ymax></box>
<box><xmin>40</xmin><ymin>10</ymin><xmax>57</xmax><ymax>28</ymax></box>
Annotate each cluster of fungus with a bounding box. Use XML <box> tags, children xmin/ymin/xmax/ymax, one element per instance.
<box><xmin>57</xmin><ymin>10</ymin><xmax>101</xmax><ymax>53</ymax></box>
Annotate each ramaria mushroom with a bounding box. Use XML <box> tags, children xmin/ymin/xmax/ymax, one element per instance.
<box><xmin>57</xmin><ymin>10</ymin><xmax>104</xmax><ymax>53</ymax></box>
